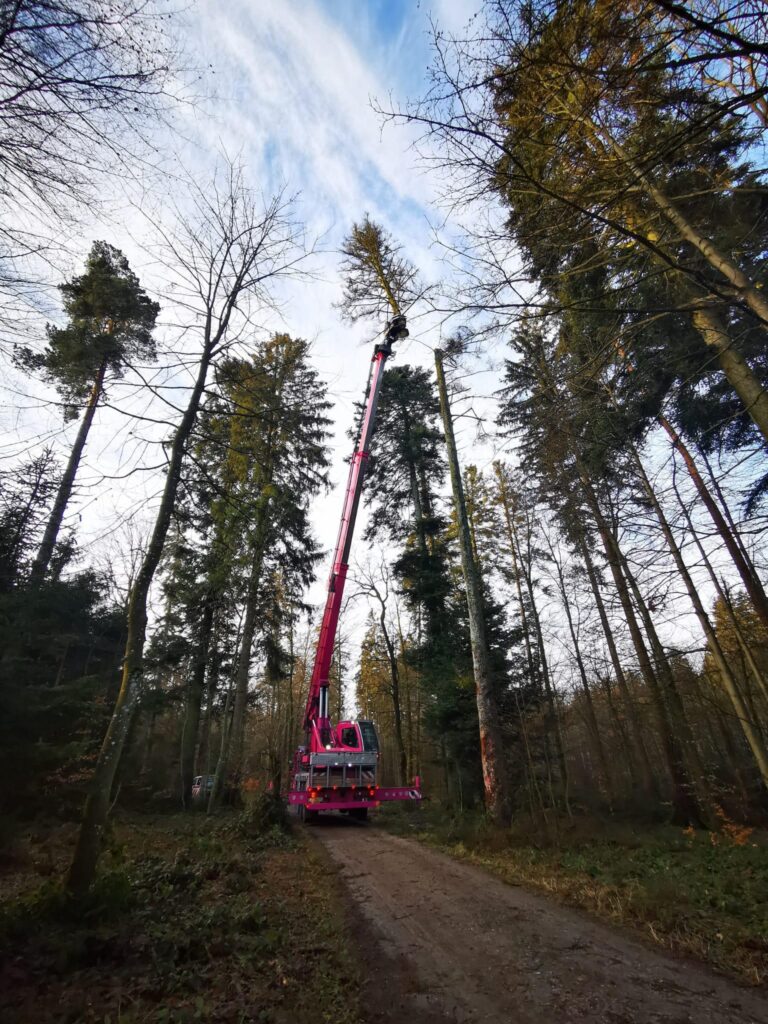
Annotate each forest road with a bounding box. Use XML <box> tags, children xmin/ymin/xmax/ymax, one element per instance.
<box><xmin>314</xmin><ymin>819</ymin><xmax>768</xmax><ymax>1024</ymax></box>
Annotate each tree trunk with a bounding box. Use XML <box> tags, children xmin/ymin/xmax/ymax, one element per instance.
<box><xmin>198</xmin><ymin>639</ymin><xmax>221</xmax><ymax>781</ymax></box>
<box><xmin>670</xmin><ymin>464</ymin><xmax>768</xmax><ymax>708</ymax></box>
<box><xmin>66</xmin><ymin>342</ymin><xmax>213</xmax><ymax>895</ymax></box>
<box><xmin>493</xmin><ymin>465</ymin><xmax>538</xmax><ymax>689</ymax></box>
<box><xmin>690</xmin><ymin>304</ymin><xmax>768</xmax><ymax>449</ymax></box>
<box><xmin>397</xmin><ymin>598</ymin><xmax>421</xmax><ymax>774</ymax></box>
<box><xmin>545</xmin><ymin>533</ymin><xmax>613</xmax><ymax>805</ymax></box>
<box><xmin>221</xmin><ymin>538</ymin><xmax>267</xmax><ymax>801</ymax></box>
<box><xmin>660</xmin><ymin>415</ymin><xmax>768</xmax><ymax>631</ymax></box>
<box><xmin>697</xmin><ymin>444</ymin><xmax>756</xmax><ymax>568</ymax></box>
<box><xmin>632</xmin><ymin>449</ymin><xmax>768</xmax><ymax>790</ymax></box>
<box><xmin>435</xmin><ymin>349</ymin><xmax>511</xmax><ymax>825</ymax></box>
<box><xmin>494</xmin><ymin>468</ymin><xmax>552</xmax><ymax>809</ymax></box>
<box><xmin>494</xmin><ymin>469</ymin><xmax>570</xmax><ymax>811</ymax></box>
<box><xmin>379</xmin><ymin>607</ymin><xmax>407</xmax><ymax>785</ymax></box>
<box><xmin>208</xmin><ymin>676</ymin><xmax>235</xmax><ymax>814</ymax></box>
<box><xmin>395</xmin><ymin>602</ymin><xmax>417</xmax><ymax>780</ymax></box>
<box><xmin>712</xmin><ymin>703</ymin><xmax>753</xmax><ymax>811</ymax></box>
<box><xmin>574</xmin><ymin>528</ymin><xmax>658</xmax><ymax>799</ymax></box>
<box><xmin>30</xmin><ymin>357</ymin><xmax>108</xmax><ymax>583</ymax></box>
<box><xmin>180</xmin><ymin>594</ymin><xmax>214</xmax><ymax>808</ymax></box>
<box><xmin>577</xmin><ymin>468</ymin><xmax>705</xmax><ymax>826</ymax></box>
<box><xmin>607</xmin><ymin>511</ymin><xmax>714</xmax><ymax>823</ymax></box>
<box><xmin>616</xmin><ymin>143</ymin><xmax>768</xmax><ymax>329</ymax></box>
<box><xmin>140</xmin><ymin>708</ymin><xmax>157</xmax><ymax>779</ymax></box>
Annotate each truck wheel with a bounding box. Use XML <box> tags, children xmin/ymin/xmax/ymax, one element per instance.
<box><xmin>351</xmin><ymin>808</ymin><xmax>368</xmax><ymax>822</ymax></box>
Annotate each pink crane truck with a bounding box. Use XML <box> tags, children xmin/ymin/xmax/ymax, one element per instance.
<box><xmin>288</xmin><ymin>315</ymin><xmax>422</xmax><ymax>821</ymax></box>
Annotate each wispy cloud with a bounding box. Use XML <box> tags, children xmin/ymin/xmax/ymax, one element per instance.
<box><xmin>0</xmin><ymin>0</ymin><xmax>481</xmax><ymax>638</ymax></box>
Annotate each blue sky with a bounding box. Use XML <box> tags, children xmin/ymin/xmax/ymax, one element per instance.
<box><xmin>1</xmin><ymin>0</ymin><xmax>486</xmax><ymax>633</ymax></box>
<box><xmin>319</xmin><ymin>0</ymin><xmax>435</xmax><ymax>94</ymax></box>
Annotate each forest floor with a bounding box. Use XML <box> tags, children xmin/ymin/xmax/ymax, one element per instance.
<box><xmin>3</xmin><ymin>807</ymin><xmax>767</xmax><ymax>1024</ymax></box>
<box><xmin>317</xmin><ymin>813</ymin><xmax>768</xmax><ymax>1024</ymax></box>
<box><xmin>0</xmin><ymin>809</ymin><xmax>362</xmax><ymax>1024</ymax></box>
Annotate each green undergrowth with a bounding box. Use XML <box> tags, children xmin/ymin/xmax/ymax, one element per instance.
<box><xmin>377</xmin><ymin>803</ymin><xmax>768</xmax><ymax>986</ymax></box>
<box><xmin>0</xmin><ymin>799</ymin><xmax>362</xmax><ymax>1024</ymax></box>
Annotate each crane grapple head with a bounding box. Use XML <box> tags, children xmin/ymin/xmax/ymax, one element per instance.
<box><xmin>377</xmin><ymin>314</ymin><xmax>408</xmax><ymax>356</ymax></box>
<box><xmin>387</xmin><ymin>313</ymin><xmax>409</xmax><ymax>343</ymax></box>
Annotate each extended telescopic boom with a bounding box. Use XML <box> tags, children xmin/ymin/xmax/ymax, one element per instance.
<box><xmin>302</xmin><ymin>314</ymin><xmax>408</xmax><ymax>740</ymax></box>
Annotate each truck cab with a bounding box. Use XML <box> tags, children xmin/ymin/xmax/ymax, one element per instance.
<box><xmin>334</xmin><ymin>719</ymin><xmax>380</xmax><ymax>754</ymax></box>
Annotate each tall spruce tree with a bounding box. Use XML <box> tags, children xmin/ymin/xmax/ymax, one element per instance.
<box><xmin>498</xmin><ymin>322</ymin><xmax>713</xmax><ymax>826</ymax></box>
<box><xmin>206</xmin><ymin>334</ymin><xmax>331</xmax><ymax>806</ymax></box>
<box><xmin>402</xmin><ymin>2</ymin><xmax>768</xmax><ymax>442</ymax></box>
<box><xmin>0</xmin><ymin>448</ymin><xmax>59</xmax><ymax>592</ymax></box>
<box><xmin>358</xmin><ymin>364</ymin><xmax>450</xmax><ymax>639</ymax></box>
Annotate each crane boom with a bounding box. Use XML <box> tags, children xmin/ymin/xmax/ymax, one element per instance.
<box><xmin>303</xmin><ymin>315</ymin><xmax>406</xmax><ymax>736</ymax></box>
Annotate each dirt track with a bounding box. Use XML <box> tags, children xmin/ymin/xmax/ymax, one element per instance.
<box><xmin>315</xmin><ymin>819</ymin><xmax>768</xmax><ymax>1024</ymax></box>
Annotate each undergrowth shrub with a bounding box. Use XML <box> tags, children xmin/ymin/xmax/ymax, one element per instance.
<box><xmin>217</xmin><ymin>792</ymin><xmax>292</xmax><ymax>847</ymax></box>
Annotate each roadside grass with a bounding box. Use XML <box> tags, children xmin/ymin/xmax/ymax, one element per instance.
<box><xmin>0</xmin><ymin>802</ymin><xmax>362</xmax><ymax>1024</ymax></box>
<box><xmin>377</xmin><ymin>803</ymin><xmax>768</xmax><ymax>986</ymax></box>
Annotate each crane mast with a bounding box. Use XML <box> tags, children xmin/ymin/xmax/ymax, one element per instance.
<box><xmin>303</xmin><ymin>314</ymin><xmax>406</xmax><ymax>745</ymax></box>
<box><xmin>289</xmin><ymin>314</ymin><xmax>422</xmax><ymax>821</ymax></box>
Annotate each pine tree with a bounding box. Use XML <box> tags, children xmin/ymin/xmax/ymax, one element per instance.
<box><xmin>16</xmin><ymin>242</ymin><xmax>158</xmax><ymax>583</ymax></box>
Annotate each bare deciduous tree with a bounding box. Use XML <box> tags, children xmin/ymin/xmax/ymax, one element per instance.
<box><xmin>0</xmin><ymin>0</ymin><xmax>184</xmax><ymax>318</ymax></box>
<box><xmin>67</xmin><ymin>159</ymin><xmax>307</xmax><ymax>894</ymax></box>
